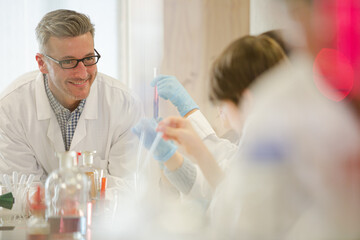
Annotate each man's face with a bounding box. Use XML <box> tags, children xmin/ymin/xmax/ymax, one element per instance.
<box><xmin>41</xmin><ymin>32</ymin><xmax>97</xmax><ymax>109</ymax></box>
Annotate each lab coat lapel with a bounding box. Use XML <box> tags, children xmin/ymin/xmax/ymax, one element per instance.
<box><xmin>70</xmin><ymin>81</ymin><xmax>98</xmax><ymax>149</ymax></box>
<box><xmin>47</xmin><ymin>117</ymin><xmax>66</xmax><ymax>153</ymax></box>
<box><xmin>35</xmin><ymin>73</ymin><xmax>65</xmax><ymax>153</ymax></box>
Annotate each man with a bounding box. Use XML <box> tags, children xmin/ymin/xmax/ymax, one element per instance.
<box><xmin>0</xmin><ymin>9</ymin><xmax>143</xmax><ymax>182</ymax></box>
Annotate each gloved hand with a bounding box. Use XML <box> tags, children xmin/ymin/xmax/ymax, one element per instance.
<box><xmin>151</xmin><ymin>75</ymin><xmax>199</xmax><ymax>117</ymax></box>
<box><xmin>132</xmin><ymin>118</ymin><xmax>177</xmax><ymax>162</ymax></box>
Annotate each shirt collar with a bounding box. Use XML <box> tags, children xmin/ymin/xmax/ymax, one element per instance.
<box><xmin>44</xmin><ymin>75</ymin><xmax>86</xmax><ymax>115</ymax></box>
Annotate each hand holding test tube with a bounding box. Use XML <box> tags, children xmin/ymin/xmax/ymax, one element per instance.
<box><xmin>132</xmin><ymin>118</ymin><xmax>177</xmax><ymax>162</ymax></box>
<box><xmin>151</xmin><ymin>75</ymin><xmax>199</xmax><ymax>117</ymax></box>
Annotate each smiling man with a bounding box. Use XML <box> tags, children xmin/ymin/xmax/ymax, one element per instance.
<box><xmin>0</xmin><ymin>9</ymin><xmax>143</xmax><ymax>182</ymax></box>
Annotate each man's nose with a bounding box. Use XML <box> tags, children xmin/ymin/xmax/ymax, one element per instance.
<box><xmin>73</xmin><ymin>61</ymin><xmax>88</xmax><ymax>79</ymax></box>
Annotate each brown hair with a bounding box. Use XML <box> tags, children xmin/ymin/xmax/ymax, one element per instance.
<box><xmin>209</xmin><ymin>35</ymin><xmax>286</xmax><ymax>106</ymax></box>
<box><xmin>260</xmin><ymin>30</ymin><xmax>291</xmax><ymax>56</ymax></box>
<box><xmin>35</xmin><ymin>9</ymin><xmax>95</xmax><ymax>53</ymax></box>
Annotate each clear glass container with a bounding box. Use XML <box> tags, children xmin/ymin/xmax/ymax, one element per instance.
<box><xmin>45</xmin><ymin>151</ymin><xmax>89</xmax><ymax>239</ymax></box>
<box><xmin>79</xmin><ymin>151</ymin><xmax>98</xmax><ymax>199</ymax></box>
<box><xmin>26</xmin><ymin>185</ymin><xmax>49</xmax><ymax>240</ymax></box>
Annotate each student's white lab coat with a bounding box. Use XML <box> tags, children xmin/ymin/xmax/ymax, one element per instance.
<box><xmin>185</xmin><ymin>111</ymin><xmax>239</xmax><ymax>201</ymax></box>
<box><xmin>209</xmin><ymin>52</ymin><xmax>360</xmax><ymax>239</ymax></box>
<box><xmin>0</xmin><ymin>71</ymin><xmax>143</xmax><ymax>182</ymax></box>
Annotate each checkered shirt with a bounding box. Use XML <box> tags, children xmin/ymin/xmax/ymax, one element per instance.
<box><xmin>44</xmin><ymin>76</ymin><xmax>86</xmax><ymax>151</ymax></box>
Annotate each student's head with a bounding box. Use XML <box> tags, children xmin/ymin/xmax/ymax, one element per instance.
<box><xmin>209</xmin><ymin>35</ymin><xmax>286</xmax><ymax>132</ymax></box>
<box><xmin>260</xmin><ymin>30</ymin><xmax>291</xmax><ymax>56</ymax></box>
<box><xmin>35</xmin><ymin>9</ymin><xmax>99</xmax><ymax>111</ymax></box>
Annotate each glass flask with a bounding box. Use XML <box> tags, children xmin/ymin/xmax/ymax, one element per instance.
<box><xmin>45</xmin><ymin>151</ymin><xmax>89</xmax><ymax>239</ymax></box>
<box><xmin>26</xmin><ymin>185</ymin><xmax>50</xmax><ymax>240</ymax></box>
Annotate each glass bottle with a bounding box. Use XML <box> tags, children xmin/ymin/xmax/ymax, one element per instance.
<box><xmin>45</xmin><ymin>151</ymin><xmax>89</xmax><ymax>240</ymax></box>
<box><xmin>79</xmin><ymin>151</ymin><xmax>98</xmax><ymax>199</ymax></box>
<box><xmin>26</xmin><ymin>185</ymin><xmax>49</xmax><ymax>240</ymax></box>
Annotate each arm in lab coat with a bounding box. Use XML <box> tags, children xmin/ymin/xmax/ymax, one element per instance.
<box><xmin>161</xmin><ymin>112</ymin><xmax>239</xmax><ymax>202</ymax></box>
<box><xmin>0</xmin><ymin>108</ymin><xmax>46</xmax><ymax>182</ymax></box>
<box><xmin>187</xmin><ymin>110</ymin><xmax>239</xmax><ymax>163</ymax></box>
<box><xmin>106</xmin><ymin>90</ymin><xmax>144</xmax><ymax>181</ymax></box>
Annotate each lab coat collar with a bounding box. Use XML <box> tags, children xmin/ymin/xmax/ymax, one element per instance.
<box><xmin>35</xmin><ymin>73</ymin><xmax>99</xmax><ymax>120</ymax></box>
<box><xmin>69</xmin><ymin>76</ymin><xmax>99</xmax><ymax>149</ymax></box>
<box><xmin>35</xmin><ymin>73</ymin><xmax>53</xmax><ymax>120</ymax></box>
<box><xmin>81</xmin><ymin>76</ymin><xmax>98</xmax><ymax>120</ymax></box>
<box><xmin>35</xmin><ymin>73</ymin><xmax>99</xmax><ymax>152</ymax></box>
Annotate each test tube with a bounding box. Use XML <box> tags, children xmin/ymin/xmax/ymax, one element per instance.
<box><xmin>0</xmin><ymin>174</ymin><xmax>4</xmax><ymax>187</ymax></box>
<box><xmin>21</xmin><ymin>174</ymin><xmax>35</xmax><ymax>200</ymax></box>
<box><xmin>26</xmin><ymin>174</ymin><xmax>35</xmax><ymax>187</ymax></box>
<box><xmin>153</xmin><ymin>68</ymin><xmax>159</xmax><ymax>119</ymax></box>
<box><xmin>18</xmin><ymin>174</ymin><xmax>26</xmax><ymax>200</ymax></box>
<box><xmin>12</xmin><ymin>171</ymin><xmax>18</xmax><ymax>196</ymax></box>
<box><xmin>100</xmin><ymin>177</ymin><xmax>107</xmax><ymax>199</ymax></box>
<box><xmin>3</xmin><ymin>174</ymin><xmax>12</xmax><ymax>193</ymax></box>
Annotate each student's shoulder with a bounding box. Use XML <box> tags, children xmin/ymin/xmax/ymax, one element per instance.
<box><xmin>0</xmin><ymin>70</ymin><xmax>40</xmax><ymax>101</ymax></box>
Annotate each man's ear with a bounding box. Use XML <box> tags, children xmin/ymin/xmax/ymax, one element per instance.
<box><xmin>35</xmin><ymin>53</ymin><xmax>48</xmax><ymax>74</ymax></box>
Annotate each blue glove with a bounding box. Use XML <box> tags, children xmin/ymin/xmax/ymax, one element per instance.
<box><xmin>151</xmin><ymin>75</ymin><xmax>199</xmax><ymax>117</ymax></box>
<box><xmin>132</xmin><ymin>118</ymin><xmax>177</xmax><ymax>162</ymax></box>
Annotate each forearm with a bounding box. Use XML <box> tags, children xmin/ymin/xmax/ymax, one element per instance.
<box><xmin>164</xmin><ymin>152</ymin><xmax>184</xmax><ymax>171</ymax></box>
<box><xmin>194</xmin><ymin>144</ymin><xmax>225</xmax><ymax>189</ymax></box>
<box><xmin>163</xmin><ymin>156</ymin><xmax>197</xmax><ymax>194</ymax></box>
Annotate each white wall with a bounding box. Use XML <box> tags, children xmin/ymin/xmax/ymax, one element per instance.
<box><xmin>250</xmin><ymin>0</ymin><xmax>290</xmax><ymax>35</ymax></box>
<box><xmin>250</xmin><ymin>0</ymin><xmax>306</xmax><ymax>52</ymax></box>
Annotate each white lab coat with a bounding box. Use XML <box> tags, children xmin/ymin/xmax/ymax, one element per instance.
<box><xmin>0</xmin><ymin>71</ymin><xmax>143</xmax><ymax>182</ymax></box>
<box><xmin>209</xmin><ymin>52</ymin><xmax>360</xmax><ymax>239</ymax></box>
<box><xmin>185</xmin><ymin>110</ymin><xmax>239</xmax><ymax>201</ymax></box>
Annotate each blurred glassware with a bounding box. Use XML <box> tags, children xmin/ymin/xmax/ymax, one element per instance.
<box><xmin>79</xmin><ymin>151</ymin><xmax>98</xmax><ymax>200</ymax></box>
<box><xmin>0</xmin><ymin>172</ymin><xmax>35</xmax><ymax>222</ymax></box>
<box><xmin>26</xmin><ymin>184</ymin><xmax>50</xmax><ymax>239</ymax></box>
<box><xmin>45</xmin><ymin>151</ymin><xmax>89</xmax><ymax>239</ymax></box>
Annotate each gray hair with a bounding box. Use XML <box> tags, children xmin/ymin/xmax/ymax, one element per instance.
<box><xmin>35</xmin><ymin>9</ymin><xmax>95</xmax><ymax>53</ymax></box>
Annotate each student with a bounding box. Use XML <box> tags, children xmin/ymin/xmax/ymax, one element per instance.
<box><xmin>0</xmin><ymin>9</ymin><xmax>143</xmax><ymax>182</ymax></box>
<box><xmin>132</xmin><ymin>35</ymin><xmax>287</xmax><ymax>201</ymax></box>
<box><xmin>159</xmin><ymin>0</ymin><xmax>360</xmax><ymax>238</ymax></box>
